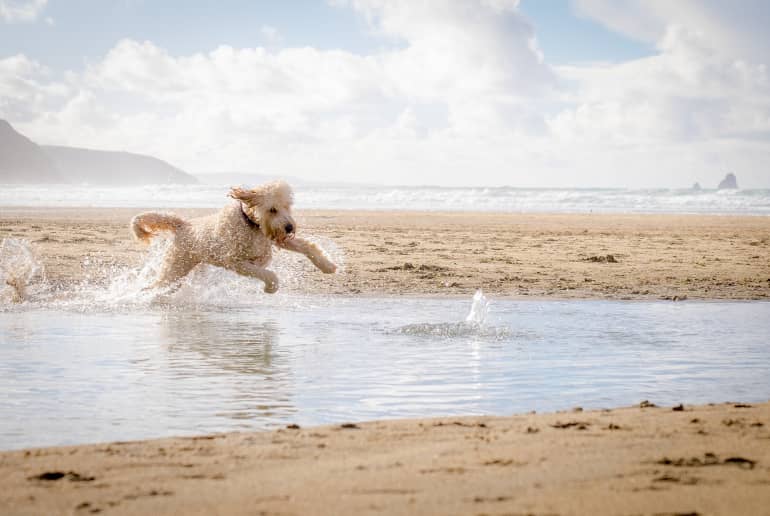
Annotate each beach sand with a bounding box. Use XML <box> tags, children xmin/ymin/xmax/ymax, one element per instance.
<box><xmin>1</xmin><ymin>207</ymin><xmax>769</xmax><ymax>299</ymax></box>
<box><xmin>0</xmin><ymin>402</ymin><xmax>768</xmax><ymax>515</ymax></box>
<box><xmin>2</xmin><ymin>207</ymin><xmax>770</xmax><ymax>514</ymax></box>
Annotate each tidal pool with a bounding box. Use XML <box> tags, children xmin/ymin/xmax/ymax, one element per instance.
<box><xmin>1</xmin><ymin>293</ymin><xmax>769</xmax><ymax>450</ymax></box>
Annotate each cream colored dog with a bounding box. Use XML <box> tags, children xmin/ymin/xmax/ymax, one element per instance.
<box><xmin>130</xmin><ymin>180</ymin><xmax>336</xmax><ymax>293</ymax></box>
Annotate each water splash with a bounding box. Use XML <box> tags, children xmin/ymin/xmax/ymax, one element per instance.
<box><xmin>2</xmin><ymin>235</ymin><xmax>345</xmax><ymax>312</ymax></box>
<box><xmin>465</xmin><ymin>289</ymin><xmax>489</xmax><ymax>324</ymax></box>
<box><xmin>393</xmin><ymin>289</ymin><xmax>511</xmax><ymax>340</ymax></box>
<box><xmin>0</xmin><ymin>239</ymin><xmax>42</xmax><ymax>303</ymax></box>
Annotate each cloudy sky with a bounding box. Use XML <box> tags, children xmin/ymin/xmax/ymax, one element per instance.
<box><xmin>1</xmin><ymin>0</ymin><xmax>769</xmax><ymax>187</ymax></box>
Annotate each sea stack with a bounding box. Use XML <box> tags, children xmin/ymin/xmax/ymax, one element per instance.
<box><xmin>717</xmin><ymin>173</ymin><xmax>738</xmax><ymax>189</ymax></box>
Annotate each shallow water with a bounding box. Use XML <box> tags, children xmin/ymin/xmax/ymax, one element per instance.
<box><xmin>1</xmin><ymin>292</ymin><xmax>769</xmax><ymax>450</ymax></box>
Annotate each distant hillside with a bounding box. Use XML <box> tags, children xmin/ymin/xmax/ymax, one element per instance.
<box><xmin>0</xmin><ymin>120</ymin><xmax>63</xmax><ymax>184</ymax></box>
<box><xmin>44</xmin><ymin>145</ymin><xmax>197</xmax><ymax>185</ymax></box>
<box><xmin>0</xmin><ymin>118</ymin><xmax>197</xmax><ymax>185</ymax></box>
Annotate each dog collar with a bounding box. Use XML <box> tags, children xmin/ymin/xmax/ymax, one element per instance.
<box><xmin>240</xmin><ymin>203</ymin><xmax>260</xmax><ymax>230</ymax></box>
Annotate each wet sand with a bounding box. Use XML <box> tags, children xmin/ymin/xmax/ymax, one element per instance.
<box><xmin>0</xmin><ymin>402</ymin><xmax>768</xmax><ymax>515</ymax></box>
<box><xmin>1</xmin><ymin>207</ymin><xmax>769</xmax><ymax>299</ymax></box>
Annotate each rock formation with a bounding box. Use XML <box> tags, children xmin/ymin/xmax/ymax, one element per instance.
<box><xmin>717</xmin><ymin>173</ymin><xmax>738</xmax><ymax>189</ymax></box>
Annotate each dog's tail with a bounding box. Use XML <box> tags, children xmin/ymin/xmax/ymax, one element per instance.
<box><xmin>131</xmin><ymin>212</ymin><xmax>187</xmax><ymax>244</ymax></box>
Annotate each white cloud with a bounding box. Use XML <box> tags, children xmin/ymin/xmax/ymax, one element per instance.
<box><xmin>572</xmin><ymin>0</ymin><xmax>770</xmax><ymax>65</ymax></box>
<box><xmin>553</xmin><ymin>1</ymin><xmax>770</xmax><ymax>186</ymax></box>
<box><xmin>552</xmin><ymin>26</ymin><xmax>770</xmax><ymax>144</ymax></box>
<box><xmin>0</xmin><ymin>54</ymin><xmax>69</xmax><ymax>121</ymax></box>
<box><xmin>1</xmin><ymin>1</ymin><xmax>556</xmax><ymax>185</ymax></box>
<box><xmin>0</xmin><ymin>0</ymin><xmax>47</xmax><ymax>23</ymax></box>
<box><xmin>0</xmin><ymin>0</ymin><xmax>769</xmax><ymax>187</ymax></box>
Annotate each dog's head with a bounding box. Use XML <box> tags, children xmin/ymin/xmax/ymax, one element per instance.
<box><xmin>229</xmin><ymin>180</ymin><xmax>296</xmax><ymax>243</ymax></box>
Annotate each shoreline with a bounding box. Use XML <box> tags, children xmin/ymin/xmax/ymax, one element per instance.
<box><xmin>2</xmin><ymin>401</ymin><xmax>768</xmax><ymax>515</ymax></box>
<box><xmin>3</xmin><ymin>208</ymin><xmax>769</xmax><ymax>514</ymax></box>
<box><xmin>2</xmin><ymin>207</ymin><xmax>769</xmax><ymax>301</ymax></box>
<box><xmin>4</xmin><ymin>205</ymin><xmax>770</xmax><ymax>215</ymax></box>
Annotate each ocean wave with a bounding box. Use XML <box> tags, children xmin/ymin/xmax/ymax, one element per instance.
<box><xmin>1</xmin><ymin>184</ymin><xmax>769</xmax><ymax>214</ymax></box>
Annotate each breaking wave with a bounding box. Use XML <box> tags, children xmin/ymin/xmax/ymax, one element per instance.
<box><xmin>1</xmin><ymin>184</ymin><xmax>769</xmax><ymax>214</ymax></box>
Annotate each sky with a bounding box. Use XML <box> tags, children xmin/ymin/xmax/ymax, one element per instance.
<box><xmin>1</xmin><ymin>0</ymin><xmax>769</xmax><ymax>188</ymax></box>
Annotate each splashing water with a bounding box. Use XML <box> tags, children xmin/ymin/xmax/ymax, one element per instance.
<box><xmin>1</xmin><ymin>235</ymin><xmax>345</xmax><ymax>312</ymax></box>
<box><xmin>0</xmin><ymin>239</ymin><xmax>42</xmax><ymax>303</ymax></box>
<box><xmin>393</xmin><ymin>289</ymin><xmax>511</xmax><ymax>340</ymax></box>
<box><xmin>465</xmin><ymin>289</ymin><xmax>490</xmax><ymax>325</ymax></box>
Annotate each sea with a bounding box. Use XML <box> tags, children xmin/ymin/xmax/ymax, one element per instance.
<box><xmin>1</xmin><ymin>183</ymin><xmax>769</xmax><ymax>214</ymax></box>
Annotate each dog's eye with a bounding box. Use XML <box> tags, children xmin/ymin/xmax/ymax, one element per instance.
<box><xmin>269</xmin><ymin>207</ymin><xmax>277</xmax><ymax>214</ymax></box>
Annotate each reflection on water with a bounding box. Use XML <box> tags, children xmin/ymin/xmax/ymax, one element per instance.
<box><xmin>159</xmin><ymin>313</ymin><xmax>295</xmax><ymax>423</ymax></box>
<box><xmin>161</xmin><ymin>313</ymin><xmax>280</xmax><ymax>376</ymax></box>
<box><xmin>1</xmin><ymin>296</ymin><xmax>770</xmax><ymax>450</ymax></box>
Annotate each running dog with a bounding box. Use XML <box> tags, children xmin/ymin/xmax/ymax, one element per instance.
<box><xmin>130</xmin><ymin>180</ymin><xmax>336</xmax><ymax>293</ymax></box>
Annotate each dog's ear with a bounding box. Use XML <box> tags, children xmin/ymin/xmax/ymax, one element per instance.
<box><xmin>228</xmin><ymin>186</ymin><xmax>265</xmax><ymax>207</ymax></box>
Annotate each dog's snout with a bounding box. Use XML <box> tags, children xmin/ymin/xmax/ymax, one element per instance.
<box><xmin>285</xmin><ymin>223</ymin><xmax>294</xmax><ymax>234</ymax></box>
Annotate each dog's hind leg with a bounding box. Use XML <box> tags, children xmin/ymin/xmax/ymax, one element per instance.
<box><xmin>231</xmin><ymin>261</ymin><xmax>279</xmax><ymax>293</ymax></box>
<box><xmin>148</xmin><ymin>252</ymin><xmax>197</xmax><ymax>291</ymax></box>
<box><xmin>278</xmin><ymin>237</ymin><xmax>337</xmax><ymax>274</ymax></box>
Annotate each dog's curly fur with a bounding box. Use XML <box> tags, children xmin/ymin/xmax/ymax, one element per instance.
<box><xmin>130</xmin><ymin>180</ymin><xmax>336</xmax><ymax>293</ymax></box>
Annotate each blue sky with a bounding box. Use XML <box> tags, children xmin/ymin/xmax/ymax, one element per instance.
<box><xmin>1</xmin><ymin>1</ymin><xmax>376</xmax><ymax>71</ymax></box>
<box><xmin>1</xmin><ymin>0</ymin><xmax>768</xmax><ymax>187</ymax></box>
<box><xmin>1</xmin><ymin>0</ymin><xmax>653</xmax><ymax>71</ymax></box>
<box><xmin>520</xmin><ymin>0</ymin><xmax>652</xmax><ymax>63</ymax></box>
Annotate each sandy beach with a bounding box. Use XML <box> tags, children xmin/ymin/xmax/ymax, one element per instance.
<box><xmin>2</xmin><ymin>207</ymin><xmax>770</xmax><ymax>515</ymax></box>
<box><xmin>1</xmin><ymin>207</ymin><xmax>769</xmax><ymax>299</ymax></box>
<box><xmin>0</xmin><ymin>402</ymin><xmax>767</xmax><ymax>515</ymax></box>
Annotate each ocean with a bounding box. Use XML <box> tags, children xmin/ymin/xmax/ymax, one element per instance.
<box><xmin>1</xmin><ymin>183</ymin><xmax>769</xmax><ymax>214</ymax></box>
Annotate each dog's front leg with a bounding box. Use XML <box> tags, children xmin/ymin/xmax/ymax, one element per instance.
<box><xmin>278</xmin><ymin>237</ymin><xmax>337</xmax><ymax>274</ymax></box>
<box><xmin>233</xmin><ymin>261</ymin><xmax>279</xmax><ymax>293</ymax></box>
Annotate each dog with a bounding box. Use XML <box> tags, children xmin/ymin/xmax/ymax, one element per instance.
<box><xmin>130</xmin><ymin>180</ymin><xmax>336</xmax><ymax>293</ymax></box>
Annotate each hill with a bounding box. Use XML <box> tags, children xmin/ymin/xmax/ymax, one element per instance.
<box><xmin>0</xmin><ymin>119</ymin><xmax>197</xmax><ymax>185</ymax></box>
<box><xmin>43</xmin><ymin>145</ymin><xmax>197</xmax><ymax>185</ymax></box>
<box><xmin>0</xmin><ymin>120</ymin><xmax>63</xmax><ymax>184</ymax></box>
